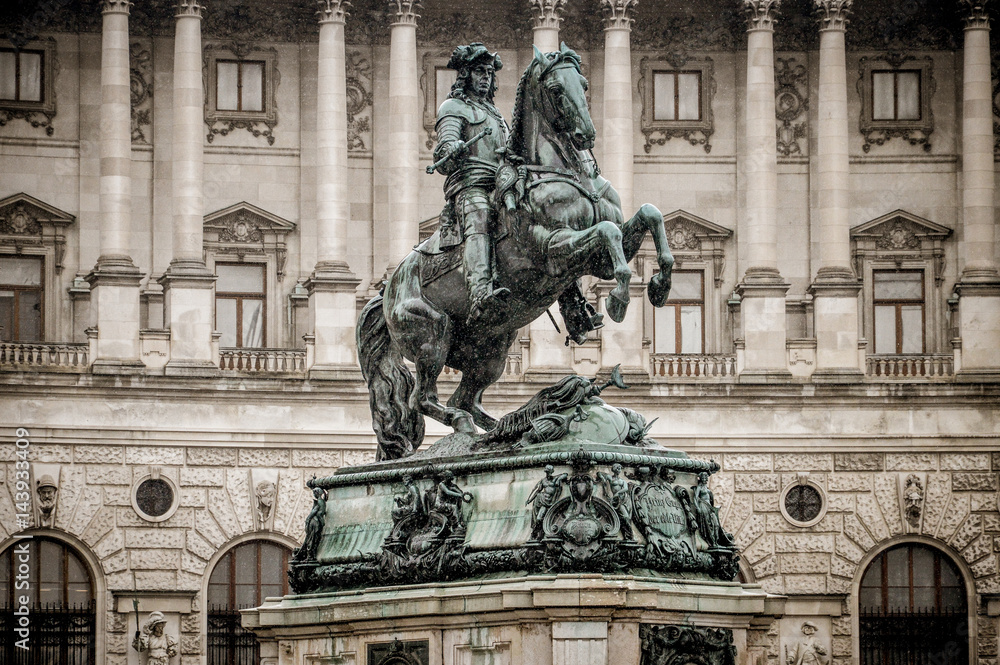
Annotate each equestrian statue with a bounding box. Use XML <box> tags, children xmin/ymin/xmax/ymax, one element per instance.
<box><xmin>357</xmin><ymin>42</ymin><xmax>676</xmax><ymax>461</ymax></box>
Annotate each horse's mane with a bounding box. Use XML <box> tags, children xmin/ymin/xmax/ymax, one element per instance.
<box><xmin>508</xmin><ymin>48</ymin><xmax>583</xmax><ymax>161</ymax></box>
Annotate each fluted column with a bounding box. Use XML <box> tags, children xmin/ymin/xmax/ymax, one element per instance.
<box><xmin>88</xmin><ymin>0</ymin><xmax>144</xmax><ymax>372</ymax></box>
<box><xmin>808</xmin><ymin>0</ymin><xmax>862</xmax><ymax>380</ymax></box>
<box><xmin>307</xmin><ymin>0</ymin><xmax>362</xmax><ymax>375</ymax></box>
<box><xmin>530</xmin><ymin>0</ymin><xmax>565</xmax><ymax>53</ymax></box>
<box><xmin>386</xmin><ymin>0</ymin><xmax>421</xmax><ymax>273</ymax></box>
<box><xmin>600</xmin><ymin>0</ymin><xmax>636</xmax><ymax>214</ymax></box>
<box><xmin>955</xmin><ymin>0</ymin><xmax>1000</xmax><ymax>376</ymax></box>
<box><xmin>735</xmin><ymin>0</ymin><xmax>791</xmax><ymax>382</ymax></box>
<box><xmin>160</xmin><ymin>0</ymin><xmax>217</xmax><ymax>375</ymax></box>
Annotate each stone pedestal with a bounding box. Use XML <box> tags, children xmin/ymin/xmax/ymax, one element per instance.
<box><xmin>160</xmin><ymin>269</ymin><xmax>217</xmax><ymax>376</ymax></box>
<box><xmin>244</xmin><ymin>575</ymin><xmax>777</xmax><ymax>665</ymax></box>
<box><xmin>736</xmin><ymin>276</ymin><xmax>792</xmax><ymax>382</ymax></box>
<box><xmin>306</xmin><ymin>273</ymin><xmax>363</xmax><ymax>378</ymax></box>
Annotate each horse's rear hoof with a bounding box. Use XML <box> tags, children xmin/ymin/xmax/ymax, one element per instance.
<box><xmin>648</xmin><ymin>272</ymin><xmax>671</xmax><ymax>307</ymax></box>
<box><xmin>606</xmin><ymin>290</ymin><xmax>628</xmax><ymax>323</ymax></box>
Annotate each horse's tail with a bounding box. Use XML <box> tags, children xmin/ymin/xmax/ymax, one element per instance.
<box><xmin>356</xmin><ymin>294</ymin><xmax>424</xmax><ymax>460</ymax></box>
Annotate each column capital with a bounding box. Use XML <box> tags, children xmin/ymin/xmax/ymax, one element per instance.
<box><xmin>317</xmin><ymin>0</ymin><xmax>350</xmax><ymax>24</ymax></box>
<box><xmin>744</xmin><ymin>0</ymin><xmax>781</xmax><ymax>32</ymax></box>
<box><xmin>387</xmin><ymin>0</ymin><xmax>421</xmax><ymax>26</ymax></box>
<box><xmin>530</xmin><ymin>0</ymin><xmax>567</xmax><ymax>30</ymax></box>
<box><xmin>101</xmin><ymin>0</ymin><xmax>132</xmax><ymax>15</ymax></box>
<box><xmin>959</xmin><ymin>0</ymin><xmax>990</xmax><ymax>29</ymax></box>
<box><xmin>175</xmin><ymin>0</ymin><xmax>204</xmax><ymax>18</ymax></box>
<box><xmin>814</xmin><ymin>0</ymin><xmax>852</xmax><ymax>31</ymax></box>
<box><xmin>601</xmin><ymin>0</ymin><xmax>638</xmax><ymax>31</ymax></box>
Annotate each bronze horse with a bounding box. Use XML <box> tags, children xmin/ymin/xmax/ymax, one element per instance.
<box><xmin>357</xmin><ymin>44</ymin><xmax>676</xmax><ymax>460</ymax></box>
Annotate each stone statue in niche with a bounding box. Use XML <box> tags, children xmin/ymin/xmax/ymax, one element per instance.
<box><xmin>36</xmin><ymin>474</ymin><xmax>58</xmax><ymax>527</ymax></box>
<box><xmin>292</xmin><ymin>486</ymin><xmax>328</xmax><ymax>562</ymax></box>
<box><xmin>132</xmin><ymin>611</ymin><xmax>178</xmax><ymax>665</ymax></box>
<box><xmin>598</xmin><ymin>463</ymin><xmax>636</xmax><ymax>541</ymax></box>
<box><xmin>785</xmin><ymin>621</ymin><xmax>828</xmax><ymax>665</ymax></box>
<box><xmin>690</xmin><ymin>471</ymin><xmax>735</xmax><ymax>549</ymax></box>
<box><xmin>525</xmin><ymin>464</ymin><xmax>568</xmax><ymax>542</ymax></box>
<box><xmin>903</xmin><ymin>473</ymin><xmax>924</xmax><ymax>529</ymax></box>
<box><xmin>255</xmin><ymin>480</ymin><xmax>276</xmax><ymax>527</ymax></box>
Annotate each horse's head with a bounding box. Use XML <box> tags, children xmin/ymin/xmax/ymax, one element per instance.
<box><xmin>531</xmin><ymin>43</ymin><xmax>595</xmax><ymax>151</ymax></box>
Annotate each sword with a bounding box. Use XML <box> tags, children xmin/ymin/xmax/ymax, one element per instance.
<box><xmin>425</xmin><ymin>127</ymin><xmax>493</xmax><ymax>174</ymax></box>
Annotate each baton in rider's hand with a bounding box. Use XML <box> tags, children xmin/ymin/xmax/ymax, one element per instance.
<box><xmin>425</xmin><ymin>127</ymin><xmax>493</xmax><ymax>174</ymax></box>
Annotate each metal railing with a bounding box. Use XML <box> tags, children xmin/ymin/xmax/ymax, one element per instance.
<box><xmin>208</xmin><ymin>608</ymin><xmax>260</xmax><ymax>665</ymax></box>
<box><xmin>0</xmin><ymin>603</ymin><xmax>95</xmax><ymax>665</ymax></box>
<box><xmin>865</xmin><ymin>354</ymin><xmax>954</xmax><ymax>379</ymax></box>
<box><xmin>860</xmin><ymin>607</ymin><xmax>967</xmax><ymax>665</ymax></box>
<box><xmin>218</xmin><ymin>347</ymin><xmax>306</xmax><ymax>373</ymax></box>
<box><xmin>0</xmin><ymin>342</ymin><xmax>89</xmax><ymax>371</ymax></box>
<box><xmin>650</xmin><ymin>354</ymin><xmax>738</xmax><ymax>379</ymax></box>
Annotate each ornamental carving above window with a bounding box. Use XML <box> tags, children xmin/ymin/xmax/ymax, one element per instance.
<box><xmin>857</xmin><ymin>53</ymin><xmax>935</xmax><ymax>153</ymax></box>
<box><xmin>203</xmin><ymin>42</ymin><xmax>279</xmax><ymax>145</ymax></box>
<box><xmin>638</xmin><ymin>55</ymin><xmax>716</xmax><ymax>154</ymax></box>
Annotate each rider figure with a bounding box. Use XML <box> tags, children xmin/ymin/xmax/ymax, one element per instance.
<box><xmin>433</xmin><ymin>43</ymin><xmax>511</xmax><ymax>323</ymax></box>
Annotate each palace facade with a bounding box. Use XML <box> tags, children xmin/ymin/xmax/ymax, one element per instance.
<box><xmin>0</xmin><ymin>0</ymin><xmax>998</xmax><ymax>664</ymax></box>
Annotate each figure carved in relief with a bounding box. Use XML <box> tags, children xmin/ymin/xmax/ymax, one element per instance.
<box><xmin>255</xmin><ymin>480</ymin><xmax>276</xmax><ymax>526</ymax></box>
<box><xmin>903</xmin><ymin>474</ymin><xmax>924</xmax><ymax>528</ymax></box>
<box><xmin>598</xmin><ymin>463</ymin><xmax>635</xmax><ymax>541</ymax></box>
<box><xmin>691</xmin><ymin>471</ymin><xmax>734</xmax><ymax>548</ymax></box>
<box><xmin>526</xmin><ymin>464</ymin><xmax>568</xmax><ymax>541</ymax></box>
<box><xmin>293</xmin><ymin>486</ymin><xmax>328</xmax><ymax>562</ymax></box>
<box><xmin>35</xmin><ymin>474</ymin><xmax>58</xmax><ymax>527</ymax></box>
<box><xmin>132</xmin><ymin>611</ymin><xmax>178</xmax><ymax>665</ymax></box>
<box><xmin>785</xmin><ymin>621</ymin><xmax>828</xmax><ymax>665</ymax></box>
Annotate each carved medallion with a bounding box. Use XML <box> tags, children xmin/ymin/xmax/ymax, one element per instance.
<box><xmin>542</xmin><ymin>468</ymin><xmax>620</xmax><ymax>561</ymax></box>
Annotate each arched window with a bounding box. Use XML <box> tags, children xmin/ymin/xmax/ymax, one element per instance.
<box><xmin>207</xmin><ymin>540</ymin><xmax>290</xmax><ymax>665</ymax></box>
<box><xmin>0</xmin><ymin>537</ymin><xmax>96</xmax><ymax>663</ymax></box>
<box><xmin>859</xmin><ymin>542</ymin><xmax>968</xmax><ymax>665</ymax></box>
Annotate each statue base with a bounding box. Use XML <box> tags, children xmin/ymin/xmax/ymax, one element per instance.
<box><xmin>243</xmin><ymin>574</ymin><xmax>782</xmax><ymax>665</ymax></box>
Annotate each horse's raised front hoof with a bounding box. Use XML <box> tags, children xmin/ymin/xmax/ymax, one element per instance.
<box><xmin>648</xmin><ymin>272</ymin><xmax>672</xmax><ymax>307</ymax></box>
<box><xmin>606</xmin><ymin>288</ymin><xmax>629</xmax><ymax>323</ymax></box>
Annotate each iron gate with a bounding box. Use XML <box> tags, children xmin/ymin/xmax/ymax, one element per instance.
<box><xmin>208</xmin><ymin>608</ymin><xmax>261</xmax><ymax>665</ymax></box>
<box><xmin>860</xmin><ymin>607</ymin><xmax>968</xmax><ymax>665</ymax></box>
<box><xmin>0</xmin><ymin>603</ymin><xmax>96</xmax><ymax>665</ymax></box>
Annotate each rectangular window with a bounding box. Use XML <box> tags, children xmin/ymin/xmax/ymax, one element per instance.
<box><xmin>873</xmin><ymin>270</ymin><xmax>924</xmax><ymax>354</ymax></box>
<box><xmin>0</xmin><ymin>255</ymin><xmax>43</xmax><ymax>342</ymax></box>
<box><xmin>215</xmin><ymin>263</ymin><xmax>265</xmax><ymax>348</ymax></box>
<box><xmin>653</xmin><ymin>71</ymin><xmax>701</xmax><ymax>122</ymax></box>
<box><xmin>435</xmin><ymin>66</ymin><xmax>456</xmax><ymax>113</ymax></box>
<box><xmin>653</xmin><ymin>271</ymin><xmax>704</xmax><ymax>354</ymax></box>
<box><xmin>0</xmin><ymin>49</ymin><xmax>43</xmax><ymax>102</ymax></box>
<box><xmin>872</xmin><ymin>70</ymin><xmax>921</xmax><ymax>121</ymax></box>
<box><xmin>216</xmin><ymin>60</ymin><xmax>265</xmax><ymax>113</ymax></box>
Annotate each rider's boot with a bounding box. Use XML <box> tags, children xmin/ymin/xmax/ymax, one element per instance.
<box><xmin>465</xmin><ymin>233</ymin><xmax>510</xmax><ymax>324</ymax></box>
<box><xmin>558</xmin><ymin>283</ymin><xmax>603</xmax><ymax>345</ymax></box>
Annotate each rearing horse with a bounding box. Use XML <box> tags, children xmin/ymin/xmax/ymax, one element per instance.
<box><xmin>357</xmin><ymin>43</ymin><xmax>675</xmax><ymax>460</ymax></box>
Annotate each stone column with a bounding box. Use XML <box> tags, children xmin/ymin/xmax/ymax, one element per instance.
<box><xmin>307</xmin><ymin>0</ymin><xmax>362</xmax><ymax>376</ymax></box>
<box><xmin>87</xmin><ymin>0</ymin><xmax>144</xmax><ymax>373</ymax></box>
<box><xmin>808</xmin><ymin>0</ymin><xmax>862</xmax><ymax>381</ymax></box>
<box><xmin>386</xmin><ymin>0</ymin><xmax>421</xmax><ymax>274</ymax></box>
<box><xmin>735</xmin><ymin>0</ymin><xmax>791</xmax><ymax>382</ymax></box>
<box><xmin>530</xmin><ymin>0</ymin><xmax>565</xmax><ymax>53</ymax></box>
<box><xmin>600</xmin><ymin>0</ymin><xmax>636</xmax><ymax>214</ymax></box>
<box><xmin>955</xmin><ymin>0</ymin><xmax>1000</xmax><ymax>377</ymax></box>
<box><xmin>160</xmin><ymin>0</ymin><xmax>217</xmax><ymax>375</ymax></box>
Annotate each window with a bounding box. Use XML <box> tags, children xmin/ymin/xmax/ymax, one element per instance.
<box><xmin>215</xmin><ymin>263</ymin><xmax>265</xmax><ymax>348</ymax></box>
<box><xmin>858</xmin><ymin>55</ymin><xmax>934</xmax><ymax>152</ymax></box>
<box><xmin>653</xmin><ymin>271</ymin><xmax>703</xmax><ymax>354</ymax></box>
<box><xmin>859</xmin><ymin>543</ymin><xmax>968</xmax><ymax>665</ymax></box>
<box><xmin>435</xmin><ymin>66</ymin><xmax>456</xmax><ymax>113</ymax></box>
<box><xmin>653</xmin><ymin>71</ymin><xmax>701</xmax><ymax>121</ymax></box>
<box><xmin>0</xmin><ymin>255</ymin><xmax>43</xmax><ymax>342</ymax></box>
<box><xmin>873</xmin><ymin>270</ymin><xmax>924</xmax><ymax>354</ymax></box>
<box><xmin>0</xmin><ymin>49</ymin><xmax>43</xmax><ymax>102</ymax></box>
<box><xmin>216</xmin><ymin>60</ymin><xmax>264</xmax><ymax>112</ymax></box>
<box><xmin>0</xmin><ymin>538</ymin><xmax>96</xmax><ymax>663</ymax></box>
<box><xmin>872</xmin><ymin>70</ymin><xmax>920</xmax><ymax>121</ymax></box>
<box><xmin>203</xmin><ymin>45</ymin><xmax>278</xmax><ymax>144</ymax></box>
<box><xmin>207</xmin><ymin>540</ymin><xmax>290</xmax><ymax>665</ymax></box>
<box><xmin>639</xmin><ymin>57</ymin><xmax>715</xmax><ymax>153</ymax></box>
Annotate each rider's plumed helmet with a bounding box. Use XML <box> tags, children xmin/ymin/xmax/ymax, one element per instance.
<box><xmin>447</xmin><ymin>43</ymin><xmax>503</xmax><ymax>73</ymax></box>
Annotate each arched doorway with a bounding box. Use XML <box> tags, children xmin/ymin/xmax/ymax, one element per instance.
<box><xmin>0</xmin><ymin>537</ymin><xmax>96</xmax><ymax>664</ymax></box>
<box><xmin>859</xmin><ymin>542</ymin><xmax>969</xmax><ymax>665</ymax></box>
<box><xmin>207</xmin><ymin>539</ymin><xmax>291</xmax><ymax>665</ymax></box>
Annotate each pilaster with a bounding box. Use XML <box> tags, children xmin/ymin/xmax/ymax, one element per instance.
<box><xmin>530</xmin><ymin>0</ymin><xmax>566</xmax><ymax>53</ymax></box>
<box><xmin>89</xmin><ymin>0</ymin><xmax>143</xmax><ymax>373</ymax></box>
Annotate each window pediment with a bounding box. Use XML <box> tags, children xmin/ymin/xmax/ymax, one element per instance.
<box><xmin>203</xmin><ymin>202</ymin><xmax>295</xmax><ymax>279</ymax></box>
<box><xmin>663</xmin><ymin>209</ymin><xmax>732</xmax><ymax>253</ymax></box>
<box><xmin>0</xmin><ymin>192</ymin><xmax>74</xmax><ymax>271</ymax></box>
<box><xmin>851</xmin><ymin>210</ymin><xmax>951</xmax><ymax>284</ymax></box>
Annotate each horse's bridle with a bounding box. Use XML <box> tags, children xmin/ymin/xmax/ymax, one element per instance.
<box><xmin>536</xmin><ymin>57</ymin><xmax>582</xmax><ymax>135</ymax></box>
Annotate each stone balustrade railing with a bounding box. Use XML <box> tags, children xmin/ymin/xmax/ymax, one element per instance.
<box><xmin>865</xmin><ymin>354</ymin><xmax>954</xmax><ymax>379</ymax></box>
<box><xmin>0</xmin><ymin>342</ymin><xmax>90</xmax><ymax>371</ymax></box>
<box><xmin>218</xmin><ymin>348</ymin><xmax>307</xmax><ymax>373</ymax></box>
<box><xmin>650</xmin><ymin>354</ymin><xmax>738</xmax><ymax>380</ymax></box>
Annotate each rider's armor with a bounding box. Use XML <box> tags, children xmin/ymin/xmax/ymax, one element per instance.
<box><xmin>434</xmin><ymin>95</ymin><xmax>511</xmax><ymax>322</ymax></box>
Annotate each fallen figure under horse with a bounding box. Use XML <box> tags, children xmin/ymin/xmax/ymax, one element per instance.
<box><xmin>357</xmin><ymin>43</ymin><xmax>675</xmax><ymax>461</ymax></box>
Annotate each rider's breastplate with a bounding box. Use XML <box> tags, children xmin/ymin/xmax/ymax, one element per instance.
<box><xmin>461</xmin><ymin>101</ymin><xmax>508</xmax><ymax>166</ymax></box>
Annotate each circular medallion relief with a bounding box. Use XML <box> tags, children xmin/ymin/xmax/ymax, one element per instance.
<box><xmin>780</xmin><ymin>481</ymin><xmax>827</xmax><ymax>528</ymax></box>
<box><xmin>132</xmin><ymin>475</ymin><xmax>179</xmax><ymax>522</ymax></box>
